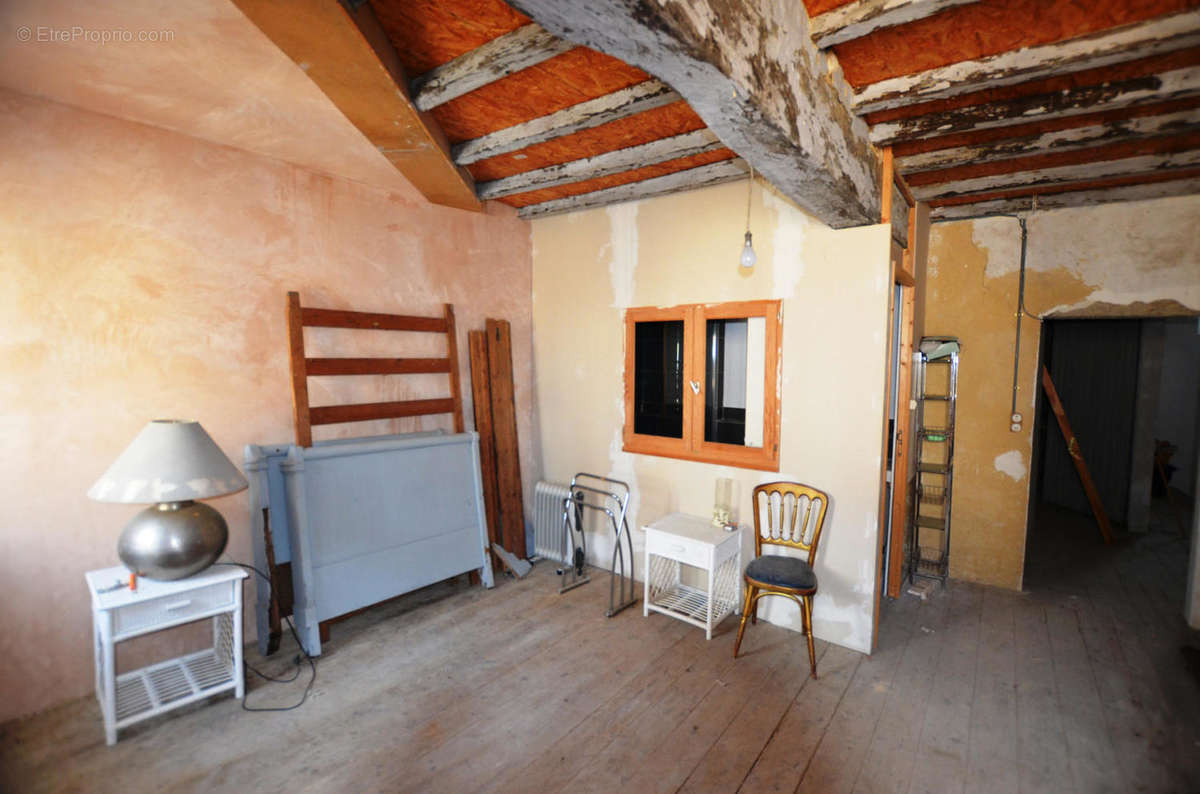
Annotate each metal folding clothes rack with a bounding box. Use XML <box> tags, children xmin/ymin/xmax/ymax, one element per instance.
<box><xmin>557</xmin><ymin>473</ymin><xmax>639</xmax><ymax>618</ymax></box>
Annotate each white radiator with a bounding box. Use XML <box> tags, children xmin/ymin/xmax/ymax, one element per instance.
<box><xmin>533</xmin><ymin>480</ymin><xmax>571</xmax><ymax>563</ymax></box>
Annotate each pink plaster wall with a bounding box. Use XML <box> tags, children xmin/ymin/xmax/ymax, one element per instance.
<box><xmin>0</xmin><ymin>89</ymin><xmax>535</xmax><ymax>724</ymax></box>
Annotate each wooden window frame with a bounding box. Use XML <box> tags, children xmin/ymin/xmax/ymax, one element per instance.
<box><xmin>623</xmin><ymin>299</ymin><xmax>781</xmax><ymax>471</ymax></box>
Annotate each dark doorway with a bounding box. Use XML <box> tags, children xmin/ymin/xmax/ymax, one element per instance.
<box><xmin>1026</xmin><ymin>317</ymin><xmax>1199</xmax><ymax>591</ymax></box>
<box><xmin>1036</xmin><ymin>319</ymin><xmax>1141</xmax><ymax>523</ymax></box>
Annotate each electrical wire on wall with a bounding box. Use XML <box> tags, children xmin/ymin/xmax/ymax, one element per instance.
<box><xmin>1006</xmin><ymin>196</ymin><xmax>1047</xmax><ymax>432</ymax></box>
<box><xmin>951</xmin><ymin>196</ymin><xmax>1046</xmax><ymax>431</ymax></box>
<box><xmin>1009</xmin><ymin>215</ymin><xmax>1029</xmax><ymax>428</ymax></box>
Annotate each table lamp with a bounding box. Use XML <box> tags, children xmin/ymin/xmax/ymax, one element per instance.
<box><xmin>88</xmin><ymin>420</ymin><xmax>248</xmax><ymax>580</ymax></box>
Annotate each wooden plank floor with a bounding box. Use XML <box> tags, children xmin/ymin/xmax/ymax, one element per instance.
<box><xmin>2</xmin><ymin>498</ymin><xmax>1198</xmax><ymax>793</ymax></box>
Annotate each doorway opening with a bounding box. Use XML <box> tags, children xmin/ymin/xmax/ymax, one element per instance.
<box><xmin>1025</xmin><ymin>317</ymin><xmax>1199</xmax><ymax>611</ymax></box>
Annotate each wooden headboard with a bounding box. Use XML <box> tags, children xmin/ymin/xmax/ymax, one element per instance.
<box><xmin>286</xmin><ymin>291</ymin><xmax>465</xmax><ymax>447</ymax></box>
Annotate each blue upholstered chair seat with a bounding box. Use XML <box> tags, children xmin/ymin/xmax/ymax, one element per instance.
<box><xmin>745</xmin><ymin>554</ymin><xmax>817</xmax><ymax>591</ymax></box>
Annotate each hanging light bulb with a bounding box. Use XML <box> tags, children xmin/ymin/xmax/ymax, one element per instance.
<box><xmin>740</xmin><ymin>231</ymin><xmax>757</xmax><ymax>269</ymax></box>
<box><xmin>739</xmin><ymin>163</ymin><xmax>756</xmax><ymax>270</ymax></box>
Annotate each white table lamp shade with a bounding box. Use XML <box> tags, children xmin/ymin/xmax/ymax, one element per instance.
<box><xmin>88</xmin><ymin>420</ymin><xmax>248</xmax><ymax>504</ymax></box>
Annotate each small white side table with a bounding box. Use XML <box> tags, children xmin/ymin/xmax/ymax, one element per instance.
<box><xmin>643</xmin><ymin>513</ymin><xmax>742</xmax><ymax>639</ymax></box>
<box><xmin>86</xmin><ymin>564</ymin><xmax>248</xmax><ymax>745</ymax></box>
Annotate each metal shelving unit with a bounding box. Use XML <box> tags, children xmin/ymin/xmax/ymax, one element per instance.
<box><xmin>910</xmin><ymin>337</ymin><xmax>959</xmax><ymax>582</ymax></box>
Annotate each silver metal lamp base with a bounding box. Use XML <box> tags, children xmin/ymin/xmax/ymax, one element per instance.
<box><xmin>117</xmin><ymin>501</ymin><xmax>229</xmax><ymax>580</ymax></box>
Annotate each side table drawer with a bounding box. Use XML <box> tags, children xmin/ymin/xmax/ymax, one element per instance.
<box><xmin>646</xmin><ymin>529</ymin><xmax>711</xmax><ymax>569</ymax></box>
<box><xmin>113</xmin><ymin>581</ymin><xmax>234</xmax><ymax>637</ymax></box>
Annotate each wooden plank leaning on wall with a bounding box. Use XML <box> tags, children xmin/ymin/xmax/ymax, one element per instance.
<box><xmin>469</xmin><ymin>330</ymin><xmax>503</xmax><ymax>566</ymax></box>
<box><xmin>486</xmin><ymin>319</ymin><xmax>528</xmax><ymax>558</ymax></box>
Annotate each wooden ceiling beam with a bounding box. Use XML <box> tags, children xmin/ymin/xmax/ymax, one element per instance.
<box><xmin>476</xmin><ymin>129</ymin><xmax>722</xmax><ymax>199</ymax></box>
<box><xmin>871</xmin><ymin>65</ymin><xmax>1200</xmax><ymax>145</ymax></box>
<box><xmin>452</xmin><ymin>79</ymin><xmax>679</xmax><ymax>165</ymax></box>
<box><xmin>811</xmin><ymin>0</ymin><xmax>980</xmax><ymax>49</ymax></box>
<box><xmin>892</xmin><ymin>98</ymin><xmax>1200</xmax><ymax>157</ymax></box>
<box><xmin>898</xmin><ymin>108</ymin><xmax>1200</xmax><ymax>172</ymax></box>
<box><xmin>911</xmin><ymin>149</ymin><xmax>1200</xmax><ymax>201</ymax></box>
<box><xmin>410</xmin><ymin>23</ymin><xmax>574</xmax><ymax>112</ymax></box>
<box><xmin>854</xmin><ymin>9</ymin><xmax>1200</xmax><ymax>115</ymax></box>
<box><xmin>508</xmin><ymin>0</ymin><xmax>881</xmax><ymax>228</ymax></box>
<box><xmin>930</xmin><ymin>175</ymin><xmax>1200</xmax><ymax>220</ymax></box>
<box><xmin>517</xmin><ymin>158</ymin><xmax>749</xmax><ymax>219</ymax></box>
<box><xmin>232</xmin><ymin>0</ymin><xmax>480</xmax><ymax>211</ymax></box>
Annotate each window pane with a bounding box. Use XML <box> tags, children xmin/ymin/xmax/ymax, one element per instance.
<box><xmin>704</xmin><ymin>319</ymin><xmax>746</xmax><ymax>444</ymax></box>
<box><xmin>634</xmin><ymin>320</ymin><xmax>684</xmax><ymax>438</ymax></box>
<box><xmin>705</xmin><ymin>317</ymin><xmax>765</xmax><ymax>447</ymax></box>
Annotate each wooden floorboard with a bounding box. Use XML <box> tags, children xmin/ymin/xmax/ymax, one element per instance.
<box><xmin>1044</xmin><ymin>603</ymin><xmax>1125</xmax><ymax>794</ymax></box>
<box><xmin>492</xmin><ymin>625</ymin><xmax>722</xmax><ymax>794</ymax></box>
<box><xmin>850</xmin><ymin>586</ymin><xmax>951</xmax><ymax>794</ymax></box>
<box><xmin>906</xmin><ymin>581</ymin><xmax>982</xmax><ymax>794</ymax></box>
<box><xmin>1014</xmin><ymin>592</ymin><xmax>1078</xmax><ymax>794</ymax></box>
<box><xmin>3</xmin><ymin>498</ymin><xmax>1198</xmax><ymax>794</ymax></box>
<box><xmin>963</xmin><ymin>587</ymin><xmax>1019</xmax><ymax>794</ymax></box>
<box><xmin>738</xmin><ymin>643</ymin><xmax>863</xmax><ymax>794</ymax></box>
<box><xmin>676</xmin><ymin>640</ymin><xmax>828</xmax><ymax>793</ymax></box>
<box><xmin>794</xmin><ymin>594</ymin><xmax>922</xmax><ymax>793</ymax></box>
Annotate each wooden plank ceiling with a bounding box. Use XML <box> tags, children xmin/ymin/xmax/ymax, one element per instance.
<box><xmin>246</xmin><ymin>0</ymin><xmax>1200</xmax><ymax>222</ymax></box>
<box><xmin>806</xmin><ymin>0</ymin><xmax>1200</xmax><ymax>220</ymax></box>
<box><xmin>367</xmin><ymin>0</ymin><xmax>740</xmax><ymax>219</ymax></box>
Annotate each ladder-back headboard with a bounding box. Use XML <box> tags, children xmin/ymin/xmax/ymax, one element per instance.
<box><xmin>286</xmin><ymin>291</ymin><xmax>465</xmax><ymax>447</ymax></box>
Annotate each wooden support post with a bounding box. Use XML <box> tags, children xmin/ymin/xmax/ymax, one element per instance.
<box><xmin>487</xmin><ymin>320</ymin><xmax>528</xmax><ymax>558</ymax></box>
<box><xmin>887</xmin><ymin>284</ymin><xmax>916</xmax><ymax>597</ymax></box>
<box><xmin>880</xmin><ymin>146</ymin><xmax>894</xmax><ymax>225</ymax></box>
<box><xmin>1041</xmin><ymin>366</ymin><xmax>1115</xmax><ymax>544</ymax></box>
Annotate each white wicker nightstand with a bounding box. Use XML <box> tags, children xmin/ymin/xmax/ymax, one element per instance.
<box><xmin>85</xmin><ymin>565</ymin><xmax>247</xmax><ymax>745</ymax></box>
<box><xmin>643</xmin><ymin>513</ymin><xmax>742</xmax><ymax>639</ymax></box>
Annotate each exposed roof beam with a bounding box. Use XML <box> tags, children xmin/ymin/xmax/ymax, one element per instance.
<box><xmin>898</xmin><ymin>109</ymin><xmax>1200</xmax><ymax>172</ymax></box>
<box><xmin>508</xmin><ymin>0</ymin><xmax>881</xmax><ymax>228</ymax></box>
<box><xmin>517</xmin><ymin>158</ymin><xmax>749</xmax><ymax>219</ymax></box>
<box><xmin>930</xmin><ymin>176</ymin><xmax>1200</xmax><ymax>220</ymax></box>
<box><xmin>854</xmin><ymin>10</ymin><xmax>1200</xmax><ymax>114</ymax></box>
<box><xmin>476</xmin><ymin>129</ymin><xmax>722</xmax><ymax>199</ymax></box>
<box><xmin>232</xmin><ymin>0</ymin><xmax>480</xmax><ymax>211</ymax></box>
<box><xmin>811</xmin><ymin>0</ymin><xmax>979</xmax><ymax>49</ymax></box>
<box><xmin>911</xmin><ymin>150</ymin><xmax>1200</xmax><ymax>201</ymax></box>
<box><xmin>452</xmin><ymin>80</ymin><xmax>679</xmax><ymax>165</ymax></box>
<box><xmin>410</xmin><ymin>23</ymin><xmax>574</xmax><ymax>112</ymax></box>
<box><xmin>870</xmin><ymin>66</ymin><xmax>1200</xmax><ymax>145</ymax></box>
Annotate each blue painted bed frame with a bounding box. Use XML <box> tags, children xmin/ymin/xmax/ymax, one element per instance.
<box><xmin>245</xmin><ymin>430</ymin><xmax>494</xmax><ymax>656</ymax></box>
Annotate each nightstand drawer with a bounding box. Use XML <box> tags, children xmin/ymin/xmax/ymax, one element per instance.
<box><xmin>646</xmin><ymin>529</ymin><xmax>711</xmax><ymax>569</ymax></box>
<box><xmin>112</xmin><ymin>581</ymin><xmax>234</xmax><ymax>637</ymax></box>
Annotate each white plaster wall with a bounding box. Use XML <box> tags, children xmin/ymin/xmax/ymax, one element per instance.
<box><xmin>532</xmin><ymin>179</ymin><xmax>892</xmax><ymax>653</ymax></box>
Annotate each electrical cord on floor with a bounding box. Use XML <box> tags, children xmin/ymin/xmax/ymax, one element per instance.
<box><xmin>214</xmin><ymin>561</ymin><xmax>317</xmax><ymax>712</ymax></box>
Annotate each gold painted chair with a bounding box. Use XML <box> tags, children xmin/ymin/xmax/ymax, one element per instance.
<box><xmin>733</xmin><ymin>481</ymin><xmax>830</xmax><ymax>677</ymax></box>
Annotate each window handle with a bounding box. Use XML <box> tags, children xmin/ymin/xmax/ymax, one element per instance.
<box><xmin>689</xmin><ymin>380</ymin><xmax>700</xmax><ymax>395</ymax></box>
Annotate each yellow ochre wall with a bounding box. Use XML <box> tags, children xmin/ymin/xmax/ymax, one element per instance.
<box><xmin>924</xmin><ymin>196</ymin><xmax>1200</xmax><ymax>590</ymax></box>
<box><xmin>0</xmin><ymin>90</ymin><xmax>536</xmax><ymax>723</ymax></box>
<box><xmin>532</xmin><ymin>180</ymin><xmax>893</xmax><ymax>654</ymax></box>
